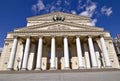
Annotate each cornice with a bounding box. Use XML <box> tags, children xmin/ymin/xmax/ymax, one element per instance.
<box><xmin>27</xmin><ymin>12</ymin><xmax>90</xmax><ymax>21</ymax></box>
<box><xmin>104</xmin><ymin>37</ymin><xmax>112</xmax><ymax>40</ymax></box>
<box><xmin>14</xmin><ymin>21</ymin><xmax>104</xmax><ymax>32</ymax></box>
<box><xmin>14</xmin><ymin>29</ymin><xmax>105</xmax><ymax>33</ymax></box>
<box><xmin>5</xmin><ymin>38</ymin><xmax>14</xmax><ymax>41</ymax></box>
<box><xmin>9</xmin><ymin>31</ymin><xmax>106</xmax><ymax>37</ymax></box>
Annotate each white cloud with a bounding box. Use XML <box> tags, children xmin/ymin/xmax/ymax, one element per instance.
<box><xmin>31</xmin><ymin>0</ymin><xmax>113</xmax><ymax>26</ymax></box>
<box><xmin>101</xmin><ymin>6</ymin><xmax>113</xmax><ymax>16</ymax></box>
<box><xmin>80</xmin><ymin>3</ymin><xmax>97</xmax><ymax>17</ymax></box>
<box><xmin>90</xmin><ymin>19</ymin><xmax>97</xmax><ymax>26</ymax></box>
<box><xmin>0</xmin><ymin>47</ymin><xmax>2</xmax><ymax>53</ymax></box>
<box><xmin>80</xmin><ymin>11</ymin><xmax>89</xmax><ymax>16</ymax></box>
<box><xmin>64</xmin><ymin>0</ymin><xmax>70</xmax><ymax>5</ymax></box>
<box><xmin>56</xmin><ymin>0</ymin><xmax>62</xmax><ymax>6</ymax></box>
<box><xmin>78</xmin><ymin>0</ymin><xmax>82</xmax><ymax>3</ymax></box>
<box><xmin>71</xmin><ymin>10</ymin><xmax>77</xmax><ymax>14</ymax></box>
<box><xmin>32</xmin><ymin>0</ymin><xmax>45</xmax><ymax>13</ymax></box>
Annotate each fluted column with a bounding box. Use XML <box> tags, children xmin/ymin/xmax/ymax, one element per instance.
<box><xmin>76</xmin><ymin>36</ymin><xmax>84</xmax><ymax>69</ymax></box>
<box><xmin>88</xmin><ymin>36</ymin><xmax>98</xmax><ymax>67</ymax></box>
<box><xmin>35</xmin><ymin>36</ymin><xmax>43</xmax><ymax>70</ymax></box>
<box><xmin>7</xmin><ymin>36</ymin><xmax>18</xmax><ymax>70</ymax></box>
<box><xmin>83</xmin><ymin>43</ymin><xmax>91</xmax><ymax>69</ymax></box>
<box><xmin>18</xmin><ymin>43</ymin><xmax>24</xmax><ymax>70</ymax></box>
<box><xmin>100</xmin><ymin>35</ymin><xmax>111</xmax><ymax>67</ymax></box>
<box><xmin>27</xmin><ymin>43</ymin><xmax>35</xmax><ymax>70</ymax></box>
<box><xmin>50</xmin><ymin>36</ymin><xmax>56</xmax><ymax>70</ymax></box>
<box><xmin>64</xmin><ymin>36</ymin><xmax>70</xmax><ymax>69</ymax></box>
<box><xmin>21</xmin><ymin>36</ymin><xmax>30</xmax><ymax>70</ymax></box>
<box><xmin>94</xmin><ymin>42</ymin><xmax>101</xmax><ymax>68</ymax></box>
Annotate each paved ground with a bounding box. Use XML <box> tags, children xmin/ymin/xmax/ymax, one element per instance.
<box><xmin>0</xmin><ymin>71</ymin><xmax>120</xmax><ymax>81</ymax></box>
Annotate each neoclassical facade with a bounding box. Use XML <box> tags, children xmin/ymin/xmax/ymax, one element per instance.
<box><xmin>113</xmin><ymin>34</ymin><xmax>120</xmax><ymax>64</ymax></box>
<box><xmin>0</xmin><ymin>12</ymin><xmax>119</xmax><ymax>71</ymax></box>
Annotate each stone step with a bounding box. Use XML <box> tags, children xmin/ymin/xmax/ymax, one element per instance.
<box><xmin>0</xmin><ymin>68</ymin><xmax>120</xmax><ymax>74</ymax></box>
<box><xmin>1</xmin><ymin>71</ymin><xmax>120</xmax><ymax>81</ymax></box>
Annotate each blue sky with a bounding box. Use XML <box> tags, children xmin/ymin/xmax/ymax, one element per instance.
<box><xmin>0</xmin><ymin>0</ymin><xmax>120</xmax><ymax>48</ymax></box>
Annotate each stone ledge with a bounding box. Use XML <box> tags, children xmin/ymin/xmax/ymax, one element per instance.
<box><xmin>0</xmin><ymin>68</ymin><xmax>120</xmax><ymax>74</ymax></box>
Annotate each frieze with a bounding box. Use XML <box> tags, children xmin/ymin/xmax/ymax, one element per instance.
<box><xmin>5</xmin><ymin>38</ymin><xmax>14</xmax><ymax>42</ymax></box>
<box><xmin>48</xmin><ymin>25</ymin><xmax>70</xmax><ymax>30</ymax></box>
<box><xmin>9</xmin><ymin>31</ymin><xmax>106</xmax><ymax>37</ymax></box>
<box><xmin>15</xmin><ymin>21</ymin><xmax>104</xmax><ymax>32</ymax></box>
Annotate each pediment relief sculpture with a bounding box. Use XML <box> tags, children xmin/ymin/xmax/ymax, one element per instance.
<box><xmin>48</xmin><ymin>25</ymin><xmax>70</xmax><ymax>30</ymax></box>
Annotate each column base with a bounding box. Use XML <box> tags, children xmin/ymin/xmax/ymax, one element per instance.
<box><xmin>104</xmin><ymin>66</ymin><xmax>112</xmax><ymax>68</ymax></box>
<box><xmin>64</xmin><ymin>67</ymin><xmax>70</xmax><ymax>70</ymax></box>
<box><xmin>21</xmin><ymin>68</ymin><xmax>27</xmax><ymax>71</ymax></box>
<box><xmin>7</xmin><ymin>68</ymin><xmax>14</xmax><ymax>71</ymax></box>
<box><xmin>78</xmin><ymin>66</ymin><xmax>84</xmax><ymax>69</ymax></box>
<box><xmin>92</xmin><ymin>66</ymin><xmax>98</xmax><ymax>69</ymax></box>
<box><xmin>35</xmin><ymin>68</ymin><xmax>42</xmax><ymax>71</ymax></box>
<box><xmin>50</xmin><ymin>67</ymin><xmax>56</xmax><ymax>70</ymax></box>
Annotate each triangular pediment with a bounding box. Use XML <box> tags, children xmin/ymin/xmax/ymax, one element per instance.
<box><xmin>26</xmin><ymin>12</ymin><xmax>91</xmax><ymax>26</ymax></box>
<box><xmin>14</xmin><ymin>21</ymin><xmax>104</xmax><ymax>32</ymax></box>
<box><xmin>14</xmin><ymin>12</ymin><xmax>104</xmax><ymax>33</ymax></box>
<box><xmin>27</xmin><ymin>12</ymin><xmax>90</xmax><ymax>21</ymax></box>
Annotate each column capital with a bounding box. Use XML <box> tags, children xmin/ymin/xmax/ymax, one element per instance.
<box><xmin>64</xmin><ymin>35</ymin><xmax>68</xmax><ymax>38</ymax></box>
<box><xmin>100</xmin><ymin>34</ymin><xmax>104</xmax><ymax>38</ymax></box>
<box><xmin>76</xmin><ymin>35</ymin><xmax>81</xmax><ymax>38</ymax></box>
<box><xmin>38</xmin><ymin>35</ymin><xmax>43</xmax><ymax>38</ymax></box>
<box><xmin>88</xmin><ymin>35</ymin><xmax>92</xmax><ymax>38</ymax></box>
<box><xmin>26</xmin><ymin>35</ymin><xmax>31</xmax><ymax>38</ymax></box>
<box><xmin>13</xmin><ymin>35</ymin><xmax>18</xmax><ymax>39</ymax></box>
<box><xmin>51</xmin><ymin>35</ymin><xmax>55</xmax><ymax>38</ymax></box>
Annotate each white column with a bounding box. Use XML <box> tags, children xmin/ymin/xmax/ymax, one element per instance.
<box><xmin>116</xmin><ymin>47</ymin><xmax>120</xmax><ymax>54</ymax></box>
<box><xmin>7</xmin><ymin>37</ymin><xmax>18</xmax><ymax>70</ymax></box>
<box><xmin>83</xmin><ymin>43</ymin><xmax>91</xmax><ymax>69</ymax></box>
<box><xmin>100</xmin><ymin>36</ymin><xmax>111</xmax><ymax>67</ymax></box>
<box><xmin>76</xmin><ymin>36</ymin><xmax>84</xmax><ymax>69</ymax></box>
<box><xmin>50</xmin><ymin>36</ymin><xmax>56</xmax><ymax>69</ymax></box>
<box><xmin>94</xmin><ymin>42</ymin><xmax>101</xmax><ymax>68</ymax></box>
<box><xmin>18</xmin><ymin>43</ymin><xmax>24</xmax><ymax>70</ymax></box>
<box><xmin>21</xmin><ymin>36</ymin><xmax>30</xmax><ymax>70</ymax></box>
<box><xmin>88</xmin><ymin>36</ymin><xmax>98</xmax><ymax>67</ymax></box>
<box><xmin>35</xmin><ymin>36</ymin><xmax>43</xmax><ymax>70</ymax></box>
<box><xmin>64</xmin><ymin>36</ymin><xmax>70</xmax><ymax>69</ymax></box>
<box><xmin>27</xmin><ymin>44</ymin><xmax>35</xmax><ymax>70</ymax></box>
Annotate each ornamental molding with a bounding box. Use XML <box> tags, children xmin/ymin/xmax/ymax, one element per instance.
<box><xmin>15</xmin><ymin>21</ymin><xmax>104</xmax><ymax>32</ymax></box>
<box><xmin>13</xmin><ymin>30</ymin><xmax>105</xmax><ymax>33</ymax></box>
<box><xmin>5</xmin><ymin>38</ymin><xmax>14</xmax><ymax>42</ymax></box>
<box><xmin>27</xmin><ymin>12</ymin><xmax>90</xmax><ymax>21</ymax></box>
<box><xmin>48</xmin><ymin>25</ymin><xmax>70</xmax><ymax>30</ymax></box>
<box><xmin>9</xmin><ymin>31</ymin><xmax>106</xmax><ymax>37</ymax></box>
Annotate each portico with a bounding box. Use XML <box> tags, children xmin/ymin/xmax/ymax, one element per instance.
<box><xmin>7</xmin><ymin>35</ymin><xmax>111</xmax><ymax>70</ymax></box>
<box><xmin>0</xmin><ymin>12</ymin><xmax>119</xmax><ymax>71</ymax></box>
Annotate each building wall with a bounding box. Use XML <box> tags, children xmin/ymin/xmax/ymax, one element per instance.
<box><xmin>0</xmin><ymin>12</ymin><xmax>120</xmax><ymax>71</ymax></box>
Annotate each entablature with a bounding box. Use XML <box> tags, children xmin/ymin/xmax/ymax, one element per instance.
<box><xmin>14</xmin><ymin>21</ymin><xmax>104</xmax><ymax>32</ymax></box>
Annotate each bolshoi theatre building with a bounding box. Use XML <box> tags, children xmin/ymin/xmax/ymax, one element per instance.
<box><xmin>0</xmin><ymin>12</ymin><xmax>119</xmax><ymax>71</ymax></box>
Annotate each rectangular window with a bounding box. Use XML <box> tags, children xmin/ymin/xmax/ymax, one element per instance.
<box><xmin>48</xmin><ymin>51</ymin><xmax>51</xmax><ymax>58</ymax></box>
